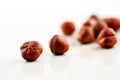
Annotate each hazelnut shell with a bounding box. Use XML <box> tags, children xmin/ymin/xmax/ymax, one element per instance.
<box><xmin>77</xmin><ymin>26</ymin><xmax>95</xmax><ymax>44</ymax></box>
<box><xmin>61</xmin><ymin>21</ymin><xmax>75</xmax><ymax>35</ymax></box>
<box><xmin>96</xmin><ymin>28</ymin><xmax>117</xmax><ymax>48</ymax></box>
<box><xmin>49</xmin><ymin>35</ymin><xmax>69</xmax><ymax>55</ymax></box>
<box><xmin>20</xmin><ymin>41</ymin><xmax>43</xmax><ymax>61</ymax></box>
<box><xmin>104</xmin><ymin>18</ymin><xmax>120</xmax><ymax>31</ymax></box>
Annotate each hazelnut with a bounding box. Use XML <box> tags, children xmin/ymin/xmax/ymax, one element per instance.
<box><xmin>90</xmin><ymin>15</ymin><xmax>99</xmax><ymax>20</ymax></box>
<box><xmin>83</xmin><ymin>21</ymin><xmax>92</xmax><ymax>26</ymax></box>
<box><xmin>88</xmin><ymin>15</ymin><xmax>100</xmax><ymax>27</ymax></box>
<box><xmin>86</xmin><ymin>15</ymin><xmax>108</xmax><ymax>38</ymax></box>
<box><xmin>77</xmin><ymin>25</ymin><xmax>95</xmax><ymax>44</ymax></box>
<box><xmin>103</xmin><ymin>18</ymin><xmax>120</xmax><ymax>31</ymax></box>
<box><xmin>93</xmin><ymin>21</ymin><xmax>108</xmax><ymax>38</ymax></box>
<box><xmin>20</xmin><ymin>41</ymin><xmax>43</xmax><ymax>61</ymax></box>
<box><xmin>96</xmin><ymin>28</ymin><xmax>117</xmax><ymax>48</ymax></box>
<box><xmin>49</xmin><ymin>35</ymin><xmax>69</xmax><ymax>55</ymax></box>
<box><xmin>61</xmin><ymin>21</ymin><xmax>75</xmax><ymax>35</ymax></box>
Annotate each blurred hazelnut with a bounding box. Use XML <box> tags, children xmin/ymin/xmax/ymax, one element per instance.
<box><xmin>86</xmin><ymin>15</ymin><xmax>108</xmax><ymax>38</ymax></box>
<box><xmin>89</xmin><ymin>15</ymin><xmax>99</xmax><ymax>19</ymax></box>
<box><xmin>49</xmin><ymin>35</ymin><xmax>69</xmax><ymax>55</ymax></box>
<box><xmin>20</xmin><ymin>41</ymin><xmax>43</xmax><ymax>61</ymax></box>
<box><xmin>61</xmin><ymin>21</ymin><xmax>75</xmax><ymax>35</ymax></box>
<box><xmin>96</xmin><ymin>28</ymin><xmax>117</xmax><ymax>48</ymax></box>
<box><xmin>88</xmin><ymin>15</ymin><xmax>100</xmax><ymax>27</ymax></box>
<box><xmin>77</xmin><ymin>25</ymin><xmax>95</xmax><ymax>44</ymax></box>
<box><xmin>93</xmin><ymin>21</ymin><xmax>108</xmax><ymax>38</ymax></box>
<box><xmin>83</xmin><ymin>21</ymin><xmax>92</xmax><ymax>26</ymax></box>
<box><xmin>103</xmin><ymin>18</ymin><xmax>120</xmax><ymax>31</ymax></box>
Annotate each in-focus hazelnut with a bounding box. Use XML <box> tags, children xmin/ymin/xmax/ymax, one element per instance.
<box><xmin>49</xmin><ymin>35</ymin><xmax>69</xmax><ymax>55</ymax></box>
<box><xmin>77</xmin><ymin>24</ymin><xmax>95</xmax><ymax>44</ymax></box>
<box><xmin>20</xmin><ymin>41</ymin><xmax>43</xmax><ymax>61</ymax></box>
<box><xmin>96</xmin><ymin>28</ymin><xmax>117</xmax><ymax>48</ymax></box>
<box><xmin>103</xmin><ymin>18</ymin><xmax>120</xmax><ymax>31</ymax></box>
<box><xmin>61</xmin><ymin>21</ymin><xmax>75</xmax><ymax>35</ymax></box>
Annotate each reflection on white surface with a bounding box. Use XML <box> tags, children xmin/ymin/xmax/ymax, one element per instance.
<box><xmin>50</xmin><ymin>55</ymin><xmax>70</xmax><ymax>73</ymax></box>
<box><xmin>64</xmin><ymin>33</ymin><xmax>79</xmax><ymax>46</ymax></box>
<box><xmin>71</xmin><ymin>42</ymin><xmax>118</xmax><ymax>66</ymax></box>
<box><xmin>92</xmin><ymin>47</ymin><xmax>118</xmax><ymax>66</ymax></box>
<box><xmin>22</xmin><ymin>60</ymin><xmax>44</xmax><ymax>77</ymax></box>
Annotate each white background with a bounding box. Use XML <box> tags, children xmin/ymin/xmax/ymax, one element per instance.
<box><xmin>0</xmin><ymin>0</ymin><xmax>120</xmax><ymax>80</ymax></box>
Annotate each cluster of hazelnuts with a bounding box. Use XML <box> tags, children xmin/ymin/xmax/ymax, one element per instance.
<box><xmin>20</xmin><ymin>15</ymin><xmax>120</xmax><ymax>61</ymax></box>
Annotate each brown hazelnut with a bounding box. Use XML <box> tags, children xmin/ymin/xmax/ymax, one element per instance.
<box><xmin>86</xmin><ymin>15</ymin><xmax>108</xmax><ymax>38</ymax></box>
<box><xmin>88</xmin><ymin>15</ymin><xmax>100</xmax><ymax>27</ymax></box>
<box><xmin>89</xmin><ymin>15</ymin><xmax>99</xmax><ymax>19</ymax></box>
<box><xmin>83</xmin><ymin>21</ymin><xmax>92</xmax><ymax>26</ymax></box>
<box><xmin>20</xmin><ymin>41</ymin><xmax>43</xmax><ymax>61</ymax></box>
<box><xmin>93</xmin><ymin>21</ymin><xmax>108</xmax><ymax>38</ymax></box>
<box><xmin>103</xmin><ymin>18</ymin><xmax>120</xmax><ymax>31</ymax></box>
<box><xmin>96</xmin><ymin>28</ymin><xmax>117</xmax><ymax>48</ymax></box>
<box><xmin>61</xmin><ymin>21</ymin><xmax>75</xmax><ymax>35</ymax></box>
<box><xmin>49</xmin><ymin>35</ymin><xmax>69</xmax><ymax>55</ymax></box>
<box><xmin>77</xmin><ymin>25</ymin><xmax>95</xmax><ymax>44</ymax></box>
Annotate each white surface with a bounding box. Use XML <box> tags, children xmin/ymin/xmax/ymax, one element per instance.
<box><xmin>0</xmin><ymin>0</ymin><xmax>120</xmax><ymax>80</ymax></box>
